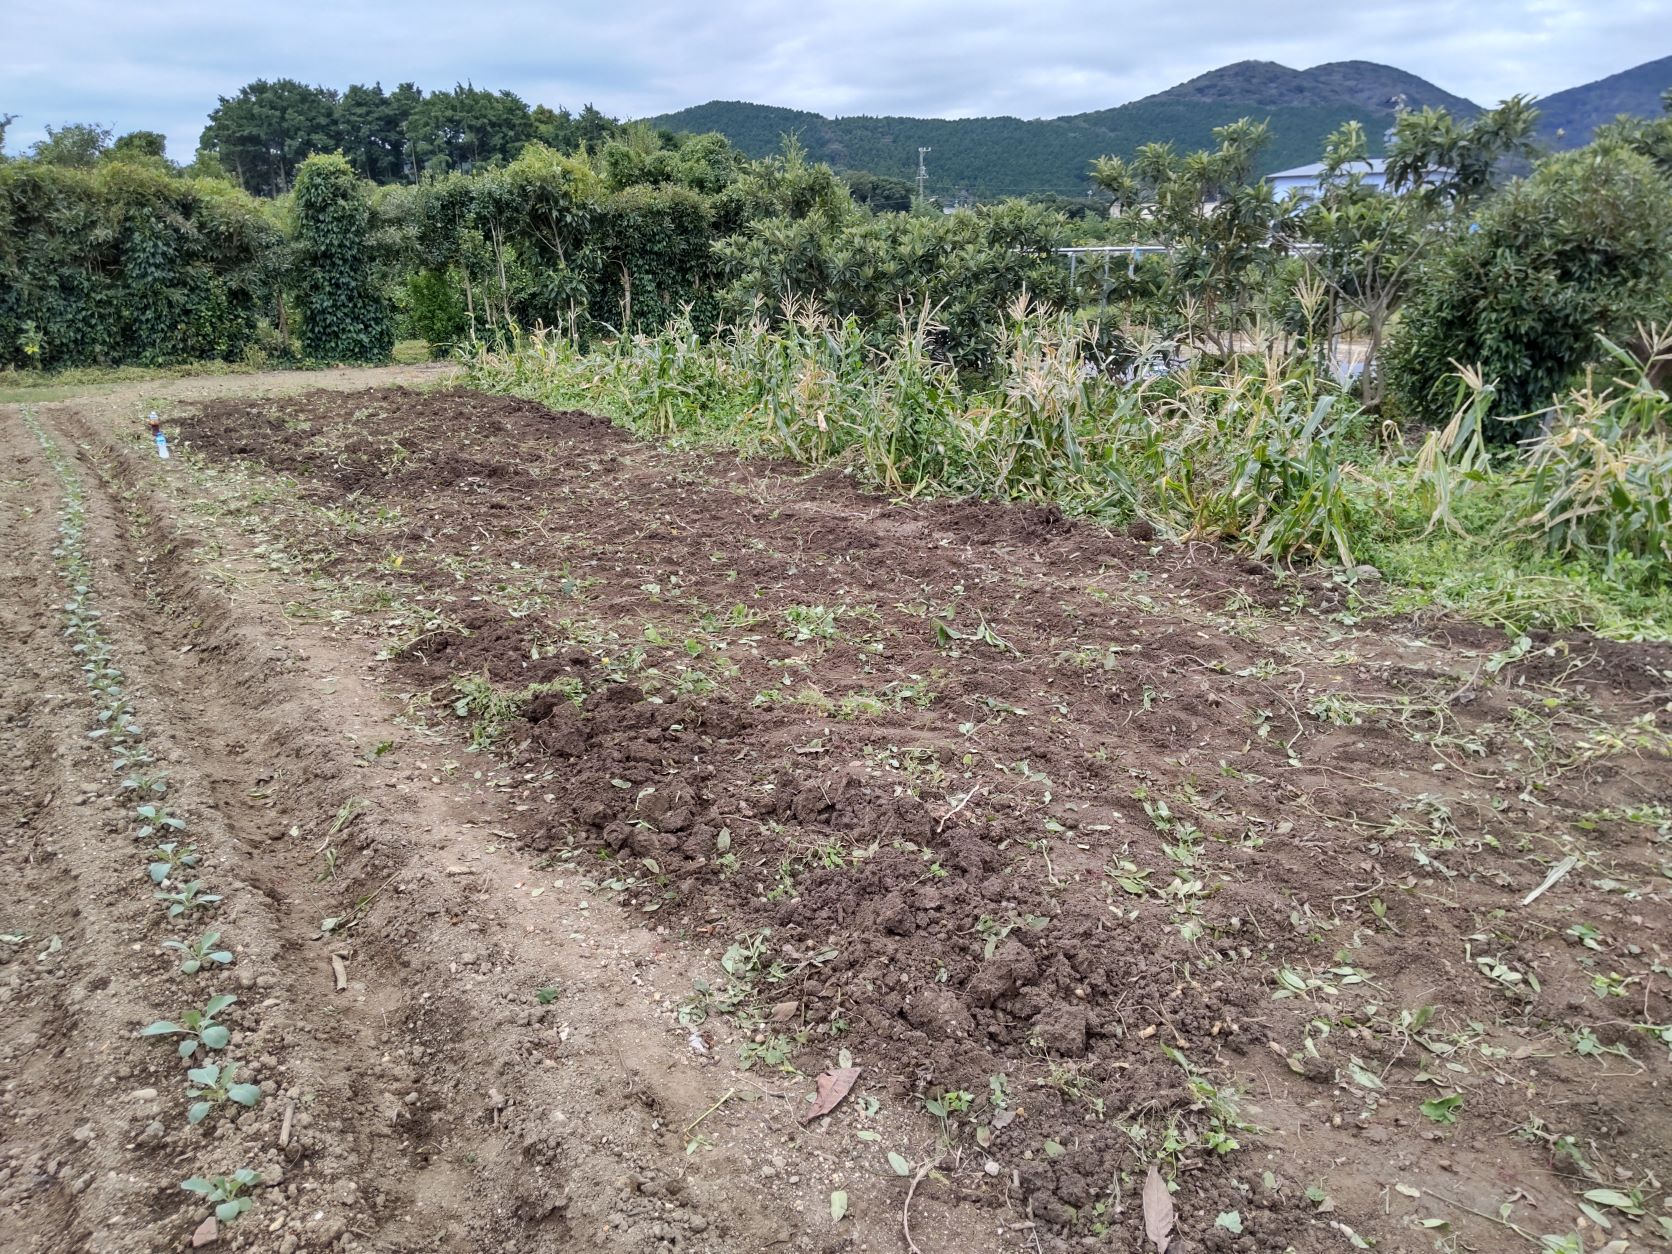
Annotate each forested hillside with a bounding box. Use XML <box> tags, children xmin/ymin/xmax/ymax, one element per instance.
<box><xmin>651</xmin><ymin>56</ymin><xmax>1672</xmax><ymax>197</ymax></box>
<box><xmin>650</xmin><ymin>98</ymin><xmax>1382</xmax><ymax>198</ymax></box>
<box><xmin>1536</xmin><ymin>54</ymin><xmax>1672</xmax><ymax>145</ymax></box>
<box><xmin>650</xmin><ymin>59</ymin><xmax>1491</xmax><ymax>197</ymax></box>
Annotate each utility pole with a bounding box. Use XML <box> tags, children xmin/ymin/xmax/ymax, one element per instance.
<box><xmin>916</xmin><ymin>147</ymin><xmax>931</xmax><ymax>205</ymax></box>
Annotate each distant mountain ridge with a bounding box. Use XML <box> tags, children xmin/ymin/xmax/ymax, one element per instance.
<box><xmin>648</xmin><ymin>55</ymin><xmax>1671</xmax><ymax>200</ymax></box>
<box><xmin>1137</xmin><ymin>59</ymin><xmax>1478</xmax><ymax>116</ymax></box>
<box><xmin>1535</xmin><ymin>53</ymin><xmax>1672</xmax><ymax>144</ymax></box>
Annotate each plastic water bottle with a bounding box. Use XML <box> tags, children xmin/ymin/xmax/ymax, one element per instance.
<box><xmin>148</xmin><ymin>411</ymin><xmax>171</xmax><ymax>460</ymax></box>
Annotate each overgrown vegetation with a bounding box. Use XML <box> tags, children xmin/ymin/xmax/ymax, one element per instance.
<box><xmin>0</xmin><ymin>162</ymin><xmax>281</xmax><ymax>369</ymax></box>
<box><xmin>465</xmin><ymin>298</ymin><xmax>1672</xmax><ymax>638</ymax></box>
<box><xmin>292</xmin><ymin>153</ymin><xmax>394</xmax><ymax>363</ymax></box>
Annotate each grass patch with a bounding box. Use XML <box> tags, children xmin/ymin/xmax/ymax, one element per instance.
<box><xmin>1352</xmin><ymin>465</ymin><xmax>1672</xmax><ymax>641</ymax></box>
<box><xmin>392</xmin><ymin>339</ymin><xmax>436</xmax><ymax>365</ymax></box>
<box><xmin>0</xmin><ymin>360</ymin><xmax>260</xmax><ymax>402</ymax></box>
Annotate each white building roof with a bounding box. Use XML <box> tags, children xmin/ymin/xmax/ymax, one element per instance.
<box><xmin>1268</xmin><ymin>158</ymin><xmax>1390</xmax><ymax>181</ymax></box>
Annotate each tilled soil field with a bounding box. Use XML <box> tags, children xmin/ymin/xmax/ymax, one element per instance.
<box><xmin>4</xmin><ymin>374</ymin><xmax>1671</xmax><ymax>1254</ymax></box>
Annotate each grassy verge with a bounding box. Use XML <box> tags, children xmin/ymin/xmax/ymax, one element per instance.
<box><xmin>0</xmin><ymin>341</ymin><xmax>437</xmax><ymax>404</ymax></box>
<box><xmin>1350</xmin><ymin>468</ymin><xmax>1672</xmax><ymax>640</ymax></box>
<box><xmin>0</xmin><ymin>361</ymin><xmax>263</xmax><ymax>403</ymax></box>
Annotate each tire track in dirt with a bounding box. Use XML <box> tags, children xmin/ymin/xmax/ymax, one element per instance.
<box><xmin>4</xmin><ymin>402</ymin><xmax>479</xmax><ymax>1251</ymax></box>
<box><xmin>15</xmin><ymin>381</ymin><xmax>1004</xmax><ymax>1251</ymax></box>
<box><xmin>4</xmin><ymin>409</ymin><xmax>275</xmax><ymax>1251</ymax></box>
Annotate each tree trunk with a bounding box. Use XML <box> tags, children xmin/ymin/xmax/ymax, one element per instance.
<box><xmin>489</xmin><ymin>228</ymin><xmax>512</xmax><ymax>327</ymax></box>
<box><xmin>1363</xmin><ymin>303</ymin><xmax>1387</xmax><ymax>408</ymax></box>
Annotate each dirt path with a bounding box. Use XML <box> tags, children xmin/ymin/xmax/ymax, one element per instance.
<box><xmin>4</xmin><ymin>368</ymin><xmax>1671</xmax><ymax>1253</ymax></box>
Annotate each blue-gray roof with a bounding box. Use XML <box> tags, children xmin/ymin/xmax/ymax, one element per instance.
<box><xmin>1268</xmin><ymin>158</ymin><xmax>1390</xmax><ymax>180</ymax></box>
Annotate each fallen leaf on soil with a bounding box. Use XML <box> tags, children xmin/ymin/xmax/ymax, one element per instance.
<box><xmin>800</xmin><ymin>1065</ymin><xmax>861</xmax><ymax>1124</ymax></box>
<box><xmin>191</xmin><ymin>1215</ymin><xmax>218</xmax><ymax>1247</ymax></box>
<box><xmin>1522</xmin><ymin>853</ymin><xmax>1578</xmax><ymax>905</ymax></box>
<box><xmin>1143</xmin><ymin>1164</ymin><xmax>1175</xmax><ymax>1252</ymax></box>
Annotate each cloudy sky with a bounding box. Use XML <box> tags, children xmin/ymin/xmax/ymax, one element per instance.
<box><xmin>4</xmin><ymin>0</ymin><xmax>1666</xmax><ymax>159</ymax></box>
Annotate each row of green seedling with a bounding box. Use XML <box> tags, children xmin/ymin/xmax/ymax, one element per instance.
<box><xmin>22</xmin><ymin>409</ymin><xmax>265</xmax><ymax>1226</ymax></box>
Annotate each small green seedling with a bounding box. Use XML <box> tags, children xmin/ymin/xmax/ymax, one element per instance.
<box><xmin>182</xmin><ymin>1169</ymin><xmax>261</xmax><ymax>1222</ymax></box>
<box><xmin>535</xmin><ymin>986</ymin><xmax>560</xmax><ymax>1005</ymax></box>
<box><xmin>1420</xmin><ymin>1093</ymin><xmax>1464</xmax><ymax>1124</ymax></box>
<box><xmin>925</xmin><ymin>1089</ymin><xmax>974</xmax><ymax>1141</ymax></box>
<box><xmin>143</xmin><ymin>994</ymin><xmax>236</xmax><ymax>1057</ymax></box>
<box><xmin>135</xmin><ymin>804</ymin><xmax>186</xmax><ymax>841</ymax></box>
<box><xmin>783</xmin><ymin>605</ymin><xmax>838</xmax><ymax>643</ymax></box>
<box><xmin>185</xmin><ymin>1061</ymin><xmax>262</xmax><ymax>1124</ymax></box>
<box><xmin>163</xmin><ymin>931</ymin><xmax>234</xmax><ymax>975</ymax></box>
<box><xmin>156</xmin><ymin>881</ymin><xmax>221</xmax><ymax>918</ymax></box>
<box><xmin>112</xmin><ymin>745</ymin><xmax>155</xmax><ymax>774</ymax></box>
<box><xmin>148</xmin><ymin>842</ymin><xmax>201</xmax><ymax>884</ymax></box>
<box><xmin>121</xmin><ymin>771</ymin><xmax>168</xmax><ymax>796</ymax></box>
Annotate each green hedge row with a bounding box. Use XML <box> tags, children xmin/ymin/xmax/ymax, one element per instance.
<box><xmin>0</xmin><ymin>162</ymin><xmax>282</xmax><ymax>369</ymax></box>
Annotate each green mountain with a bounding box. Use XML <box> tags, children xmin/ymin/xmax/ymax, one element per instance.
<box><xmin>1142</xmin><ymin>59</ymin><xmax>1478</xmax><ymax>115</ymax></box>
<box><xmin>650</xmin><ymin>60</ymin><xmax>1479</xmax><ymax>199</ymax></box>
<box><xmin>1534</xmin><ymin>54</ymin><xmax>1672</xmax><ymax>145</ymax></box>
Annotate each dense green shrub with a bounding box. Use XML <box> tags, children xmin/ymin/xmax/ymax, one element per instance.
<box><xmin>0</xmin><ymin>162</ymin><xmax>280</xmax><ymax>369</ymax></box>
<box><xmin>397</xmin><ymin>269</ymin><xmax>469</xmax><ymax>351</ymax></box>
<box><xmin>1385</xmin><ymin>142</ymin><xmax>1672</xmax><ymax>429</ymax></box>
<box><xmin>592</xmin><ymin>184</ymin><xmax>717</xmax><ymax>333</ymax></box>
<box><xmin>291</xmin><ymin>153</ymin><xmax>392</xmax><ymax>363</ymax></box>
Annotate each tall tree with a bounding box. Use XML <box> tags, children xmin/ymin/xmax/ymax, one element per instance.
<box><xmin>338</xmin><ymin>82</ymin><xmax>418</xmax><ymax>183</ymax></box>
<box><xmin>108</xmin><ymin>131</ymin><xmax>168</xmax><ymax>163</ymax></box>
<box><xmin>1091</xmin><ymin>119</ymin><xmax>1281</xmax><ymax>352</ymax></box>
<box><xmin>405</xmin><ymin>84</ymin><xmax>532</xmax><ymax>174</ymax></box>
<box><xmin>29</xmin><ymin>123</ymin><xmax>112</xmax><ymax>167</ymax></box>
<box><xmin>1287</xmin><ymin>100</ymin><xmax>1544</xmax><ymax>406</ymax></box>
<box><xmin>530</xmin><ymin>105</ymin><xmax>579</xmax><ymax>153</ymax></box>
<box><xmin>1384</xmin><ymin>96</ymin><xmax>1540</xmax><ymax>206</ymax></box>
<box><xmin>573</xmin><ymin>104</ymin><xmax>621</xmax><ymax>152</ymax></box>
<box><xmin>200</xmin><ymin>79</ymin><xmax>340</xmax><ymax>195</ymax></box>
<box><xmin>843</xmin><ymin>170</ymin><xmax>913</xmax><ymax>213</ymax></box>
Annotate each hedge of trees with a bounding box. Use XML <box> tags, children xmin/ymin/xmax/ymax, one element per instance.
<box><xmin>0</xmin><ymin>160</ymin><xmax>281</xmax><ymax>368</ymax></box>
<box><xmin>197</xmin><ymin>79</ymin><xmax>626</xmax><ymax>194</ymax></box>
<box><xmin>4</xmin><ymin>88</ymin><xmax>1670</xmax><ymax>423</ymax></box>
<box><xmin>0</xmin><ymin>127</ymin><xmax>1070</xmax><ymax>371</ymax></box>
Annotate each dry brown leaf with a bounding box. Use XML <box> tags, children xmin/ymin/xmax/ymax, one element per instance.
<box><xmin>1143</xmin><ymin>1164</ymin><xmax>1175</xmax><ymax>1253</ymax></box>
<box><xmin>799</xmin><ymin>1065</ymin><xmax>861</xmax><ymax>1124</ymax></box>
